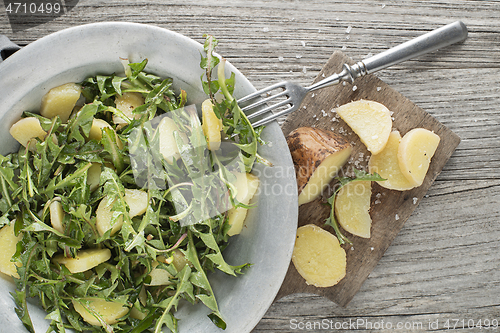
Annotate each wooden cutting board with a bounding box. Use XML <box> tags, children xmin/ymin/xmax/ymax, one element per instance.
<box><xmin>276</xmin><ymin>51</ymin><xmax>461</xmax><ymax>307</ymax></box>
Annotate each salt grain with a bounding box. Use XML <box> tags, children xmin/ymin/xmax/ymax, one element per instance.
<box><xmin>345</xmin><ymin>35</ymin><xmax>350</xmax><ymax>40</ymax></box>
<box><xmin>301</xmin><ymin>41</ymin><xmax>306</xmax><ymax>47</ymax></box>
<box><xmin>375</xmin><ymin>199</ymin><xmax>381</xmax><ymax>204</ymax></box>
<box><xmin>382</xmin><ymin>3</ymin><xmax>386</xmax><ymax>8</ymax></box>
<box><xmin>346</xmin><ymin>26</ymin><xmax>352</xmax><ymax>34</ymax></box>
<box><xmin>370</xmin><ymin>247</ymin><xmax>374</xmax><ymax>251</ymax></box>
<box><xmin>263</xmin><ymin>27</ymin><xmax>269</xmax><ymax>32</ymax></box>
<box><xmin>311</xmin><ymin>93</ymin><xmax>315</xmax><ymax>97</ymax></box>
<box><xmin>395</xmin><ymin>214</ymin><xmax>400</xmax><ymax>220</ymax></box>
<box><xmin>352</xmin><ymin>85</ymin><xmax>357</xmax><ymax>91</ymax></box>
<box><xmin>376</xmin><ymin>86</ymin><xmax>382</xmax><ymax>91</ymax></box>
<box><xmin>341</xmin><ymin>45</ymin><xmax>347</xmax><ymax>51</ymax></box>
<box><xmin>302</xmin><ymin>66</ymin><xmax>307</xmax><ymax>74</ymax></box>
<box><xmin>376</xmin><ymin>193</ymin><xmax>381</xmax><ymax>198</ymax></box>
<box><xmin>278</xmin><ymin>56</ymin><xmax>284</xmax><ymax>62</ymax></box>
<box><xmin>413</xmin><ymin>197</ymin><xmax>418</xmax><ymax>204</ymax></box>
<box><xmin>296</xmin><ymin>54</ymin><xmax>302</xmax><ymax>59</ymax></box>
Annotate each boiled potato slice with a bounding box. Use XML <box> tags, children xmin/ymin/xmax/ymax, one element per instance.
<box><xmin>368</xmin><ymin>131</ymin><xmax>415</xmax><ymax>191</ymax></box>
<box><xmin>88</xmin><ymin>119</ymin><xmax>112</xmax><ymax>141</ymax></box>
<box><xmin>0</xmin><ymin>223</ymin><xmax>22</xmax><ymax>278</ymax></box>
<box><xmin>49</xmin><ymin>200</ymin><xmax>65</xmax><ymax>233</ymax></box>
<box><xmin>335</xmin><ymin>181</ymin><xmax>372</xmax><ymax>238</ymax></box>
<box><xmin>96</xmin><ymin>189</ymin><xmax>148</xmax><ymax>236</ymax></box>
<box><xmin>87</xmin><ymin>163</ymin><xmax>102</xmax><ymax>192</ymax></box>
<box><xmin>292</xmin><ymin>224</ymin><xmax>346</xmax><ymax>287</ymax></box>
<box><xmin>287</xmin><ymin>127</ymin><xmax>352</xmax><ymax>206</ymax></box>
<box><xmin>72</xmin><ymin>298</ymin><xmax>129</xmax><ymax>326</ymax></box>
<box><xmin>9</xmin><ymin>117</ymin><xmax>47</xmax><ymax>149</ymax></box>
<box><xmin>95</xmin><ymin>197</ymin><xmax>123</xmax><ymax>237</ymax></box>
<box><xmin>53</xmin><ymin>248</ymin><xmax>111</xmax><ymax>274</ymax></box>
<box><xmin>335</xmin><ymin>100</ymin><xmax>392</xmax><ymax>155</ymax></box>
<box><xmin>124</xmin><ymin>188</ymin><xmax>148</xmax><ymax>217</ymax></box>
<box><xmin>147</xmin><ymin>256</ymin><xmax>174</xmax><ymax>286</ymax></box>
<box><xmin>88</xmin><ymin>119</ymin><xmax>123</xmax><ymax>149</ymax></box>
<box><xmin>398</xmin><ymin>128</ymin><xmax>440</xmax><ymax>187</ymax></box>
<box><xmin>113</xmin><ymin>92</ymin><xmax>145</xmax><ymax>125</ymax></box>
<box><xmin>227</xmin><ymin>172</ymin><xmax>260</xmax><ymax>236</ymax></box>
<box><xmin>158</xmin><ymin>116</ymin><xmax>188</xmax><ymax>164</ymax></box>
<box><xmin>40</xmin><ymin>83</ymin><xmax>81</xmax><ymax>123</ymax></box>
<box><xmin>201</xmin><ymin>99</ymin><xmax>223</xmax><ymax>150</ymax></box>
<box><xmin>171</xmin><ymin>249</ymin><xmax>189</xmax><ymax>272</ymax></box>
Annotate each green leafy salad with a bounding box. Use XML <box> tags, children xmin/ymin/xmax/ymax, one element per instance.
<box><xmin>0</xmin><ymin>35</ymin><xmax>266</xmax><ymax>333</ymax></box>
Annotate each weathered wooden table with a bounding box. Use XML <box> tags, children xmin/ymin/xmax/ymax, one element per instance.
<box><xmin>1</xmin><ymin>1</ymin><xmax>499</xmax><ymax>332</ymax></box>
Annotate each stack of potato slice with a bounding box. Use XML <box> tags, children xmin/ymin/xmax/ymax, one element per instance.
<box><xmin>287</xmin><ymin>99</ymin><xmax>441</xmax><ymax>288</ymax></box>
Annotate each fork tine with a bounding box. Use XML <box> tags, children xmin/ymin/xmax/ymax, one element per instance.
<box><xmin>246</xmin><ymin>98</ymin><xmax>292</xmax><ymax>120</ymax></box>
<box><xmin>237</xmin><ymin>82</ymin><xmax>286</xmax><ymax>104</ymax></box>
<box><xmin>241</xmin><ymin>90</ymin><xmax>288</xmax><ymax>112</ymax></box>
<box><xmin>250</xmin><ymin>104</ymin><xmax>299</xmax><ymax>127</ymax></box>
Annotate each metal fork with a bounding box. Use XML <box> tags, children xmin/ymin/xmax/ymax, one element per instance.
<box><xmin>239</xmin><ymin>21</ymin><xmax>468</xmax><ymax>127</ymax></box>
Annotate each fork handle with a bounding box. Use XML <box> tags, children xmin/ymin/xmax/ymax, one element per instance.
<box><xmin>362</xmin><ymin>21</ymin><xmax>467</xmax><ymax>74</ymax></box>
<box><xmin>308</xmin><ymin>21</ymin><xmax>467</xmax><ymax>90</ymax></box>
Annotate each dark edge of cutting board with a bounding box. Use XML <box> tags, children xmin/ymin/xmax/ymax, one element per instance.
<box><xmin>274</xmin><ymin>51</ymin><xmax>461</xmax><ymax>307</ymax></box>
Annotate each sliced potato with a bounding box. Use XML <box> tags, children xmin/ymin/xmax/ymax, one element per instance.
<box><xmin>398</xmin><ymin>128</ymin><xmax>440</xmax><ymax>187</ymax></box>
<box><xmin>292</xmin><ymin>224</ymin><xmax>346</xmax><ymax>287</ymax></box>
<box><xmin>96</xmin><ymin>189</ymin><xmax>148</xmax><ymax>236</ymax></box>
<box><xmin>227</xmin><ymin>172</ymin><xmax>260</xmax><ymax>236</ymax></box>
<box><xmin>87</xmin><ymin>163</ymin><xmax>102</xmax><ymax>192</ymax></box>
<box><xmin>9</xmin><ymin>117</ymin><xmax>47</xmax><ymax>149</ymax></box>
<box><xmin>287</xmin><ymin>127</ymin><xmax>352</xmax><ymax>206</ymax></box>
<box><xmin>158</xmin><ymin>116</ymin><xmax>188</xmax><ymax>164</ymax></box>
<box><xmin>201</xmin><ymin>99</ymin><xmax>223</xmax><ymax>150</ymax></box>
<box><xmin>95</xmin><ymin>197</ymin><xmax>124</xmax><ymax>236</ymax></box>
<box><xmin>335</xmin><ymin>100</ymin><xmax>392</xmax><ymax>155</ymax></box>
<box><xmin>49</xmin><ymin>200</ymin><xmax>65</xmax><ymax>233</ymax></box>
<box><xmin>124</xmin><ymin>188</ymin><xmax>148</xmax><ymax>217</ymax></box>
<box><xmin>88</xmin><ymin>118</ymin><xmax>112</xmax><ymax>141</ymax></box>
<box><xmin>72</xmin><ymin>298</ymin><xmax>129</xmax><ymax>326</ymax></box>
<box><xmin>171</xmin><ymin>249</ymin><xmax>189</xmax><ymax>272</ymax></box>
<box><xmin>0</xmin><ymin>223</ymin><xmax>22</xmax><ymax>278</ymax></box>
<box><xmin>368</xmin><ymin>131</ymin><xmax>415</xmax><ymax>191</ymax></box>
<box><xmin>40</xmin><ymin>83</ymin><xmax>82</xmax><ymax>123</ymax></box>
<box><xmin>53</xmin><ymin>248</ymin><xmax>111</xmax><ymax>274</ymax></box>
<box><xmin>113</xmin><ymin>92</ymin><xmax>145</xmax><ymax>125</ymax></box>
<box><xmin>147</xmin><ymin>256</ymin><xmax>174</xmax><ymax>286</ymax></box>
<box><xmin>335</xmin><ymin>180</ymin><xmax>372</xmax><ymax>238</ymax></box>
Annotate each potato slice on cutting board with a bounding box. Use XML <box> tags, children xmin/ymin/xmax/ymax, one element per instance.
<box><xmin>40</xmin><ymin>83</ymin><xmax>82</xmax><ymax>123</ymax></box>
<box><xmin>335</xmin><ymin>180</ymin><xmax>372</xmax><ymax>238</ymax></box>
<box><xmin>398</xmin><ymin>128</ymin><xmax>440</xmax><ymax>187</ymax></box>
<box><xmin>368</xmin><ymin>131</ymin><xmax>416</xmax><ymax>191</ymax></box>
<box><xmin>0</xmin><ymin>223</ymin><xmax>23</xmax><ymax>278</ymax></box>
<box><xmin>9</xmin><ymin>117</ymin><xmax>47</xmax><ymax>149</ymax></box>
<box><xmin>227</xmin><ymin>172</ymin><xmax>260</xmax><ymax>236</ymax></box>
<box><xmin>287</xmin><ymin>127</ymin><xmax>352</xmax><ymax>206</ymax></box>
<box><xmin>72</xmin><ymin>298</ymin><xmax>129</xmax><ymax>326</ymax></box>
<box><xmin>335</xmin><ymin>100</ymin><xmax>392</xmax><ymax>155</ymax></box>
<box><xmin>201</xmin><ymin>99</ymin><xmax>223</xmax><ymax>151</ymax></box>
<box><xmin>292</xmin><ymin>224</ymin><xmax>346</xmax><ymax>287</ymax></box>
<box><xmin>53</xmin><ymin>248</ymin><xmax>111</xmax><ymax>274</ymax></box>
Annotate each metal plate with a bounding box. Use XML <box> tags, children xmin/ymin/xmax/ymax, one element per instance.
<box><xmin>0</xmin><ymin>22</ymin><xmax>298</xmax><ymax>333</ymax></box>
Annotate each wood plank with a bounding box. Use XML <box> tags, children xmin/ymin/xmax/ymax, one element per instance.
<box><xmin>276</xmin><ymin>51</ymin><xmax>460</xmax><ymax>307</ymax></box>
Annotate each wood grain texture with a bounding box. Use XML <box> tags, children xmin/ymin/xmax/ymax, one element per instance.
<box><xmin>277</xmin><ymin>51</ymin><xmax>461</xmax><ymax>307</ymax></box>
<box><xmin>1</xmin><ymin>0</ymin><xmax>499</xmax><ymax>332</ymax></box>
